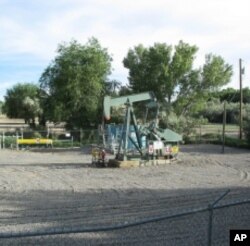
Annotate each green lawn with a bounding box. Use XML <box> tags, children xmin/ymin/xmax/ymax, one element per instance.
<box><xmin>197</xmin><ymin>124</ymin><xmax>239</xmax><ymax>134</ymax></box>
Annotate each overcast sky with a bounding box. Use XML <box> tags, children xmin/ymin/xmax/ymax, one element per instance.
<box><xmin>0</xmin><ymin>0</ymin><xmax>249</xmax><ymax>100</ymax></box>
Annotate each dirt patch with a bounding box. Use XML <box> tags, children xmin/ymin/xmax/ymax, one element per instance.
<box><xmin>0</xmin><ymin>144</ymin><xmax>249</xmax><ymax>245</ymax></box>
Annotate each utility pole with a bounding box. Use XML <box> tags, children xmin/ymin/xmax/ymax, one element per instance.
<box><xmin>239</xmin><ymin>59</ymin><xmax>244</xmax><ymax>140</ymax></box>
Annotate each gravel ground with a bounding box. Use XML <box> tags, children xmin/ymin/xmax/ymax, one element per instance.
<box><xmin>0</xmin><ymin>144</ymin><xmax>249</xmax><ymax>245</ymax></box>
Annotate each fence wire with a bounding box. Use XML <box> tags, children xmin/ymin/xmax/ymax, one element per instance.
<box><xmin>0</xmin><ymin>191</ymin><xmax>249</xmax><ymax>246</ymax></box>
<box><xmin>0</xmin><ymin>129</ymin><xmax>100</xmax><ymax>149</ymax></box>
<box><xmin>0</xmin><ymin>124</ymin><xmax>243</xmax><ymax>150</ymax></box>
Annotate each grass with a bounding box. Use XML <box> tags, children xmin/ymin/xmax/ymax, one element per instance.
<box><xmin>194</xmin><ymin>124</ymin><xmax>239</xmax><ymax>139</ymax></box>
<box><xmin>212</xmin><ymin>136</ymin><xmax>250</xmax><ymax>149</ymax></box>
<box><xmin>198</xmin><ymin>123</ymin><xmax>239</xmax><ymax>131</ymax></box>
<box><xmin>186</xmin><ymin>125</ymin><xmax>250</xmax><ymax>149</ymax></box>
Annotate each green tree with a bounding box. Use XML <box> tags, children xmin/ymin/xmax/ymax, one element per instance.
<box><xmin>213</xmin><ymin>87</ymin><xmax>238</xmax><ymax>102</ymax></box>
<box><xmin>3</xmin><ymin>83</ymin><xmax>41</xmax><ymax>127</ymax></box>
<box><xmin>0</xmin><ymin>100</ymin><xmax>3</xmax><ymax>114</ymax></box>
<box><xmin>123</xmin><ymin>41</ymin><xmax>197</xmax><ymax>103</ymax></box>
<box><xmin>202</xmin><ymin>54</ymin><xmax>232</xmax><ymax>89</ymax></box>
<box><xmin>211</xmin><ymin>87</ymin><xmax>250</xmax><ymax>103</ymax></box>
<box><xmin>105</xmin><ymin>79</ymin><xmax>121</xmax><ymax>96</ymax></box>
<box><xmin>119</xmin><ymin>85</ymin><xmax>132</xmax><ymax>96</ymax></box>
<box><xmin>175</xmin><ymin>54</ymin><xmax>233</xmax><ymax>115</ymax></box>
<box><xmin>39</xmin><ymin>38</ymin><xmax>112</xmax><ymax>128</ymax></box>
<box><xmin>123</xmin><ymin>41</ymin><xmax>233</xmax><ymax>116</ymax></box>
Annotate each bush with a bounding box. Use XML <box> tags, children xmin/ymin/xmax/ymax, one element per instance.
<box><xmin>224</xmin><ymin>137</ymin><xmax>250</xmax><ymax>149</ymax></box>
<box><xmin>159</xmin><ymin>111</ymin><xmax>207</xmax><ymax>137</ymax></box>
<box><xmin>210</xmin><ymin>136</ymin><xmax>250</xmax><ymax>149</ymax></box>
<box><xmin>202</xmin><ymin>133</ymin><xmax>221</xmax><ymax>140</ymax></box>
<box><xmin>23</xmin><ymin>131</ymin><xmax>43</xmax><ymax>139</ymax></box>
<box><xmin>183</xmin><ymin>133</ymin><xmax>220</xmax><ymax>144</ymax></box>
<box><xmin>53</xmin><ymin>140</ymin><xmax>80</xmax><ymax>148</ymax></box>
<box><xmin>197</xmin><ymin>99</ymin><xmax>250</xmax><ymax>124</ymax></box>
<box><xmin>243</xmin><ymin>114</ymin><xmax>250</xmax><ymax>143</ymax></box>
<box><xmin>3</xmin><ymin>136</ymin><xmax>16</xmax><ymax>148</ymax></box>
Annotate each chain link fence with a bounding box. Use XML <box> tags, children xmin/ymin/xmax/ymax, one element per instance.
<box><xmin>186</xmin><ymin>124</ymin><xmax>240</xmax><ymax>143</ymax></box>
<box><xmin>0</xmin><ymin>128</ymin><xmax>100</xmax><ymax>150</ymax></box>
<box><xmin>0</xmin><ymin>190</ymin><xmax>249</xmax><ymax>245</ymax></box>
<box><xmin>0</xmin><ymin>124</ymin><xmax>245</xmax><ymax>150</ymax></box>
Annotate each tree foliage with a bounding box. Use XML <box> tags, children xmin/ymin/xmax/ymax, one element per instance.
<box><xmin>123</xmin><ymin>41</ymin><xmax>233</xmax><ymax>117</ymax></box>
<box><xmin>123</xmin><ymin>41</ymin><xmax>198</xmax><ymax>103</ymax></box>
<box><xmin>0</xmin><ymin>100</ymin><xmax>3</xmax><ymax>114</ymax></box>
<box><xmin>196</xmin><ymin>98</ymin><xmax>250</xmax><ymax>124</ymax></box>
<box><xmin>211</xmin><ymin>87</ymin><xmax>250</xmax><ymax>103</ymax></box>
<box><xmin>104</xmin><ymin>79</ymin><xmax>122</xmax><ymax>96</ymax></box>
<box><xmin>2</xmin><ymin>38</ymin><xmax>236</xmax><ymax>132</ymax></box>
<box><xmin>39</xmin><ymin>38</ymin><xmax>112</xmax><ymax>128</ymax></box>
<box><xmin>3</xmin><ymin>83</ymin><xmax>41</xmax><ymax>126</ymax></box>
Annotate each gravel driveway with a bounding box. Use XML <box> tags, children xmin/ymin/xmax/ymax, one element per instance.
<box><xmin>0</xmin><ymin>144</ymin><xmax>249</xmax><ymax>245</ymax></box>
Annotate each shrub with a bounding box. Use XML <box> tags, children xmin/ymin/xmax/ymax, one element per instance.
<box><xmin>53</xmin><ymin>140</ymin><xmax>80</xmax><ymax>148</ymax></box>
<box><xmin>23</xmin><ymin>131</ymin><xmax>43</xmax><ymax>139</ymax></box>
<box><xmin>159</xmin><ymin>111</ymin><xmax>207</xmax><ymax>137</ymax></box>
<box><xmin>243</xmin><ymin>114</ymin><xmax>250</xmax><ymax>143</ymax></box>
<box><xmin>3</xmin><ymin>136</ymin><xmax>16</xmax><ymax>148</ymax></box>
<box><xmin>196</xmin><ymin>99</ymin><xmax>250</xmax><ymax>124</ymax></box>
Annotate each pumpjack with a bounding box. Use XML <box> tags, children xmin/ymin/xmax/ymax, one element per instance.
<box><xmin>102</xmin><ymin>92</ymin><xmax>182</xmax><ymax>164</ymax></box>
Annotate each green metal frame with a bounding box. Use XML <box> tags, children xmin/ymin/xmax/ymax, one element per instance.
<box><xmin>104</xmin><ymin>92</ymin><xmax>156</xmax><ymax>160</ymax></box>
<box><xmin>103</xmin><ymin>91</ymin><xmax>182</xmax><ymax>161</ymax></box>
